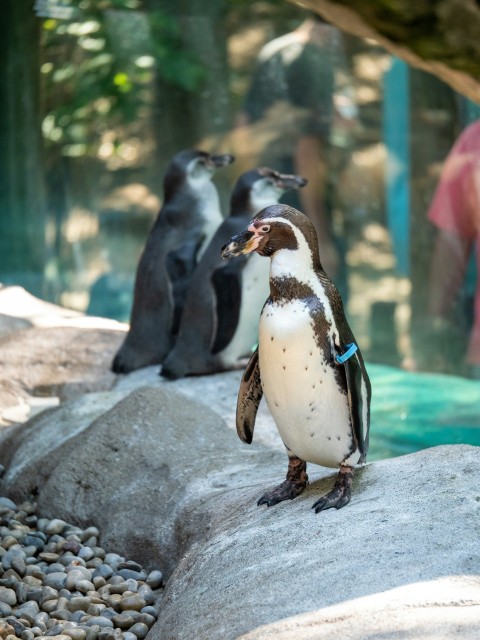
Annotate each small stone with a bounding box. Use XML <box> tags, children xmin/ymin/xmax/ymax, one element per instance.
<box><xmin>69</xmin><ymin>596</ymin><xmax>90</xmax><ymax>613</ymax></box>
<box><xmin>6</xmin><ymin>618</ymin><xmax>26</xmax><ymax>636</ymax></box>
<box><xmin>128</xmin><ymin>623</ymin><xmax>148</xmax><ymax>640</ymax></box>
<box><xmin>136</xmin><ymin>613</ymin><xmax>155</xmax><ymax>628</ymax></box>
<box><xmin>41</xmin><ymin>586</ymin><xmax>58</xmax><ymax>603</ymax></box>
<box><xmin>124</xmin><ymin>579</ymin><xmax>138</xmax><ymax>593</ymax></box>
<box><xmin>23</xmin><ymin>576</ymin><xmax>43</xmax><ymax>588</ymax></box>
<box><xmin>46</xmin><ymin>563</ymin><xmax>66</xmax><ymax>575</ymax></box>
<box><xmin>15</xmin><ymin>581</ymin><xmax>29</xmax><ymax>604</ymax></box>
<box><xmin>0</xmin><ymin>601</ymin><xmax>13</xmax><ymax>616</ymax></box>
<box><xmin>63</xmin><ymin>630</ymin><xmax>86</xmax><ymax>640</ymax></box>
<box><xmin>92</xmin><ymin>565</ymin><xmax>113</xmax><ymax>581</ymax></box>
<box><xmin>2</xmin><ymin>536</ymin><xmax>18</xmax><ymax>550</ymax></box>
<box><xmin>120</xmin><ymin>596</ymin><xmax>146</xmax><ymax>612</ymax></box>
<box><xmin>103</xmin><ymin>555</ymin><xmax>124</xmax><ymax>571</ymax></box>
<box><xmin>0</xmin><ymin>587</ymin><xmax>17</xmax><ymax>606</ymax></box>
<box><xmin>97</xmin><ymin>632</ymin><xmax>114</xmax><ymax>640</ymax></box>
<box><xmin>0</xmin><ymin>497</ymin><xmax>16</xmax><ymax>510</ymax></box>
<box><xmin>117</xmin><ymin>570</ymin><xmax>145</xmax><ymax>582</ymax></box>
<box><xmin>140</xmin><ymin>606</ymin><xmax>157</xmax><ymax>618</ymax></box>
<box><xmin>80</xmin><ymin>527</ymin><xmax>100</xmax><ymax>543</ymax></box>
<box><xmin>136</xmin><ymin>586</ymin><xmax>154</xmax><ymax>607</ymax></box>
<box><xmin>106</xmin><ymin>594</ymin><xmax>122</xmax><ymax>610</ymax></box>
<box><xmin>21</xmin><ymin>630</ymin><xmax>35</xmax><ymax>640</ymax></box>
<box><xmin>61</xmin><ymin>541</ymin><xmax>81</xmax><ymax>555</ymax></box>
<box><xmin>86</xmin><ymin>604</ymin><xmax>103</xmax><ymax>617</ymax></box>
<box><xmin>85</xmin><ymin>625</ymin><xmax>101</xmax><ymax>640</ymax></box>
<box><xmin>38</xmin><ymin>552</ymin><xmax>61</xmax><ymax>564</ymax></box>
<box><xmin>41</xmin><ymin>599</ymin><xmax>59</xmax><ymax>614</ymax></box>
<box><xmin>43</xmin><ymin>573</ymin><xmax>67</xmax><ymax>591</ymax></box>
<box><xmin>69</xmin><ymin>611</ymin><xmax>85</xmax><ymax>624</ymax></box>
<box><xmin>92</xmin><ymin>577</ymin><xmax>106</xmax><ymax>590</ymax></box>
<box><xmin>122</xmin><ymin>633</ymin><xmax>136</xmax><ymax>640</ymax></box>
<box><xmin>50</xmin><ymin>609</ymin><xmax>71</xmax><ymax>621</ymax></box>
<box><xmin>98</xmin><ymin>609</ymin><xmax>116</xmax><ymax>621</ymax></box>
<box><xmin>78</xmin><ymin>548</ymin><xmax>94</xmax><ymax>562</ymax></box>
<box><xmin>11</xmin><ymin>555</ymin><xmax>27</xmax><ymax>576</ymax></box>
<box><xmin>85</xmin><ymin>618</ymin><xmax>113</xmax><ymax>629</ymax></box>
<box><xmin>16</xmin><ymin>601</ymin><xmax>40</xmax><ymax>617</ymax></box>
<box><xmin>86</xmin><ymin>558</ymin><xmax>102</xmax><ymax>570</ymax></box>
<box><xmin>75</xmin><ymin>580</ymin><xmax>94</xmax><ymax>594</ymax></box>
<box><xmin>65</xmin><ymin>569</ymin><xmax>91</xmax><ymax>591</ymax></box>
<box><xmin>45</xmin><ymin>520</ymin><xmax>67</xmax><ymax>536</ymax></box>
<box><xmin>145</xmin><ymin>571</ymin><xmax>162</xmax><ymax>589</ymax></box>
<box><xmin>111</xmin><ymin>613</ymin><xmax>136</xmax><ymax>630</ymax></box>
<box><xmin>109</xmin><ymin>582</ymin><xmax>128</xmax><ymax>595</ymax></box>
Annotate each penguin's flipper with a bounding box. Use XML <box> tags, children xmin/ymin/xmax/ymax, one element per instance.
<box><xmin>342</xmin><ymin>349</ymin><xmax>370</xmax><ymax>461</ymax></box>
<box><xmin>166</xmin><ymin>239</ymin><xmax>202</xmax><ymax>334</ymax></box>
<box><xmin>236</xmin><ymin>346</ymin><xmax>263</xmax><ymax>444</ymax></box>
<box><xmin>210</xmin><ymin>260</ymin><xmax>245</xmax><ymax>355</ymax></box>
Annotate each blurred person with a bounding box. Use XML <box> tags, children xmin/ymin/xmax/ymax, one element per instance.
<box><xmin>426</xmin><ymin>119</ymin><xmax>480</xmax><ymax>377</ymax></box>
<box><xmin>236</xmin><ymin>14</ymin><xmax>357</xmax><ymax>299</ymax></box>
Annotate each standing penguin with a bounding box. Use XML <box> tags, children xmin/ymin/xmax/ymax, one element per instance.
<box><xmin>221</xmin><ymin>204</ymin><xmax>371</xmax><ymax>512</ymax></box>
<box><xmin>161</xmin><ymin>168</ymin><xmax>306</xmax><ymax>379</ymax></box>
<box><xmin>112</xmin><ymin>149</ymin><xmax>234</xmax><ymax>374</ymax></box>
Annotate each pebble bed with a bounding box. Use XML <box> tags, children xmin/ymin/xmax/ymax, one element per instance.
<box><xmin>0</xmin><ymin>493</ymin><xmax>164</xmax><ymax>640</ymax></box>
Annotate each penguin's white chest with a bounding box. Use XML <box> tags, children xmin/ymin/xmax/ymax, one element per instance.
<box><xmin>259</xmin><ymin>299</ymin><xmax>358</xmax><ymax>468</ymax></box>
<box><xmin>219</xmin><ymin>254</ymin><xmax>269</xmax><ymax>364</ymax></box>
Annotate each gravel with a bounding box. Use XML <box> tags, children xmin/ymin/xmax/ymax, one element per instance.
<box><xmin>0</xmin><ymin>496</ymin><xmax>163</xmax><ymax>640</ymax></box>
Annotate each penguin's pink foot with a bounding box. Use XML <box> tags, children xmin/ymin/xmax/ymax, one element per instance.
<box><xmin>312</xmin><ymin>466</ymin><xmax>354</xmax><ymax>513</ymax></box>
<box><xmin>257</xmin><ymin>456</ymin><xmax>308</xmax><ymax>507</ymax></box>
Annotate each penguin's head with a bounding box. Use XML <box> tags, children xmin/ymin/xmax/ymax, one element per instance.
<box><xmin>230</xmin><ymin>168</ymin><xmax>307</xmax><ymax>218</ymax></box>
<box><xmin>222</xmin><ymin>204</ymin><xmax>320</xmax><ymax>267</ymax></box>
<box><xmin>248</xmin><ymin>169</ymin><xmax>307</xmax><ymax>213</ymax></box>
<box><xmin>164</xmin><ymin>150</ymin><xmax>234</xmax><ymax>200</ymax></box>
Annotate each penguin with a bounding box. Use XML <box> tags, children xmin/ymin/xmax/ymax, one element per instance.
<box><xmin>112</xmin><ymin>149</ymin><xmax>234</xmax><ymax>374</ymax></box>
<box><xmin>221</xmin><ymin>204</ymin><xmax>371</xmax><ymax>512</ymax></box>
<box><xmin>161</xmin><ymin>168</ymin><xmax>307</xmax><ymax>379</ymax></box>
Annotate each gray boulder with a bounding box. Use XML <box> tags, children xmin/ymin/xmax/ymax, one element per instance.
<box><xmin>152</xmin><ymin>444</ymin><xmax>480</xmax><ymax>639</ymax></box>
<box><xmin>0</xmin><ymin>378</ymin><xmax>478</xmax><ymax>638</ymax></box>
<box><xmin>0</xmin><ymin>385</ymin><xmax>276</xmax><ymax>578</ymax></box>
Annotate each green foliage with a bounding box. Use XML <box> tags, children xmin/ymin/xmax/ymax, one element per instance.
<box><xmin>41</xmin><ymin>0</ymin><xmax>206</xmax><ymax>155</ymax></box>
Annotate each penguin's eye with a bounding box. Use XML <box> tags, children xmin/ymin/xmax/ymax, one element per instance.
<box><xmin>261</xmin><ymin>225</ymin><xmax>270</xmax><ymax>233</ymax></box>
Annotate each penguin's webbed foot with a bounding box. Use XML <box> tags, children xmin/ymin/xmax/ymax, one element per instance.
<box><xmin>312</xmin><ymin>466</ymin><xmax>354</xmax><ymax>513</ymax></box>
<box><xmin>258</xmin><ymin>456</ymin><xmax>308</xmax><ymax>507</ymax></box>
<box><xmin>257</xmin><ymin>478</ymin><xmax>307</xmax><ymax>507</ymax></box>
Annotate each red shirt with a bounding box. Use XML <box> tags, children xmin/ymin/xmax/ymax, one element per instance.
<box><xmin>428</xmin><ymin>120</ymin><xmax>480</xmax><ymax>364</ymax></box>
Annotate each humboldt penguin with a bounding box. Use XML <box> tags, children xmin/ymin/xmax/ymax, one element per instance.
<box><xmin>112</xmin><ymin>149</ymin><xmax>234</xmax><ymax>373</ymax></box>
<box><xmin>161</xmin><ymin>169</ymin><xmax>306</xmax><ymax>379</ymax></box>
<box><xmin>221</xmin><ymin>204</ymin><xmax>371</xmax><ymax>512</ymax></box>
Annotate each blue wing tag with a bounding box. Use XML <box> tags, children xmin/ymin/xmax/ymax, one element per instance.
<box><xmin>335</xmin><ymin>343</ymin><xmax>358</xmax><ymax>364</ymax></box>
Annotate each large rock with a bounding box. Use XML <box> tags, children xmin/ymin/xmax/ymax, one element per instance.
<box><xmin>0</xmin><ymin>286</ymin><xmax>126</xmax><ymax>425</ymax></box>
<box><xmin>153</xmin><ymin>444</ymin><xmax>480</xmax><ymax>639</ymax></box>
<box><xmin>300</xmin><ymin>0</ymin><xmax>480</xmax><ymax>104</ymax></box>
<box><xmin>0</xmin><ymin>379</ymin><xmax>478</xmax><ymax>638</ymax></box>
<box><xmin>0</xmin><ymin>385</ymin><xmax>278</xmax><ymax>578</ymax></box>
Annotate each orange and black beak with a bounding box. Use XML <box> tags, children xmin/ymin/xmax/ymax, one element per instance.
<box><xmin>221</xmin><ymin>227</ymin><xmax>260</xmax><ymax>259</ymax></box>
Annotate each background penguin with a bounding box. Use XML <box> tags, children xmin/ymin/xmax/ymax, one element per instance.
<box><xmin>112</xmin><ymin>149</ymin><xmax>234</xmax><ymax>373</ymax></box>
<box><xmin>221</xmin><ymin>204</ymin><xmax>371</xmax><ymax>512</ymax></box>
<box><xmin>161</xmin><ymin>168</ymin><xmax>306</xmax><ymax>379</ymax></box>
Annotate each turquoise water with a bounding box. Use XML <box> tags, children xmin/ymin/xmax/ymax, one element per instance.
<box><xmin>368</xmin><ymin>364</ymin><xmax>480</xmax><ymax>460</ymax></box>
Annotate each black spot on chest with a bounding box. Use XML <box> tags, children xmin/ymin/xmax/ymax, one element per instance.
<box><xmin>267</xmin><ymin>275</ymin><xmax>348</xmax><ymax>393</ymax></box>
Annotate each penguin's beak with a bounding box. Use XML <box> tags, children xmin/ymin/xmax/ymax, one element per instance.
<box><xmin>275</xmin><ymin>173</ymin><xmax>307</xmax><ymax>190</ymax></box>
<box><xmin>221</xmin><ymin>230</ymin><xmax>259</xmax><ymax>259</ymax></box>
<box><xmin>209</xmin><ymin>153</ymin><xmax>235</xmax><ymax>168</ymax></box>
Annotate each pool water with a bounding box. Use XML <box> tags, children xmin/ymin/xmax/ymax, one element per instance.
<box><xmin>368</xmin><ymin>364</ymin><xmax>480</xmax><ymax>460</ymax></box>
